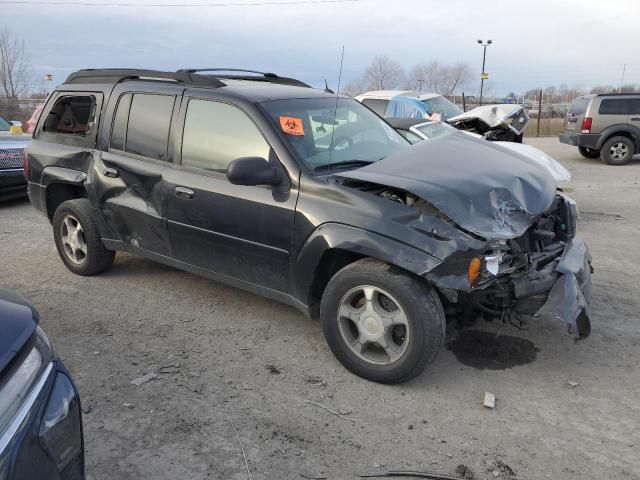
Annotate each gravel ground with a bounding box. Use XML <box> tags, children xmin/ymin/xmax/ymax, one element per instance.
<box><xmin>1</xmin><ymin>138</ymin><xmax>639</xmax><ymax>480</ymax></box>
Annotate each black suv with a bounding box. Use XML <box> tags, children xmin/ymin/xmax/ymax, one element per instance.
<box><xmin>26</xmin><ymin>68</ymin><xmax>593</xmax><ymax>383</ymax></box>
<box><xmin>560</xmin><ymin>93</ymin><xmax>640</xmax><ymax>165</ymax></box>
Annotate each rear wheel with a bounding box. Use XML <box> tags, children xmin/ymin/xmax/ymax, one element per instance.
<box><xmin>321</xmin><ymin>258</ymin><xmax>445</xmax><ymax>384</ymax></box>
<box><xmin>601</xmin><ymin>136</ymin><xmax>634</xmax><ymax>165</ymax></box>
<box><xmin>53</xmin><ymin>199</ymin><xmax>115</xmax><ymax>275</ymax></box>
<box><xmin>578</xmin><ymin>146</ymin><xmax>600</xmax><ymax>159</ymax></box>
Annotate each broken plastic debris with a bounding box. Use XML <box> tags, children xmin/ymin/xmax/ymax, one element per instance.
<box><xmin>485</xmin><ymin>253</ymin><xmax>504</xmax><ymax>276</ymax></box>
<box><xmin>483</xmin><ymin>392</ymin><xmax>496</xmax><ymax>409</ymax></box>
<box><xmin>131</xmin><ymin>373</ymin><xmax>158</xmax><ymax>386</ymax></box>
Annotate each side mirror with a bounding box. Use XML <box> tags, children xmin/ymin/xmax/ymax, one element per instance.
<box><xmin>227</xmin><ymin>157</ymin><xmax>284</xmax><ymax>187</ymax></box>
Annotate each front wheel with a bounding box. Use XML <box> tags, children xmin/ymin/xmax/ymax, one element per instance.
<box><xmin>578</xmin><ymin>146</ymin><xmax>600</xmax><ymax>159</ymax></box>
<box><xmin>53</xmin><ymin>199</ymin><xmax>115</xmax><ymax>275</ymax></box>
<box><xmin>321</xmin><ymin>258</ymin><xmax>445</xmax><ymax>384</ymax></box>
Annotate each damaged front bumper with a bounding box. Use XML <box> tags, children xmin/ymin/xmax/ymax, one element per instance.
<box><xmin>512</xmin><ymin>236</ymin><xmax>592</xmax><ymax>338</ymax></box>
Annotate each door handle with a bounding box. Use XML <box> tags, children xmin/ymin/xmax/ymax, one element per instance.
<box><xmin>174</xmin><ymin>186</ymin><xmax>194</xmax><ymax>200</ymax></box>
<box><xmin>103</xmin><ymin>167</ymin><xmax>119</xmax><ymax>178</ymax></box>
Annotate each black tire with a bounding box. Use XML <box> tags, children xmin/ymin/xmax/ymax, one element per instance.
<box><xmin>52</xmin><ymin>199</ymin><xmax>115</xmax><ymax>275</ymax></box>
<box><xmin>321</xmin><ymin>258</ymin><xmax>445</xmax><ymax>384</ymax></box>
<box><xmin>578</xmin><ymin>146</ymin><xmax>600</xmax><ymax>159</ymax></box>
<box><xmin>600</xmin><ymin>136</ymin><xmax>635</xmax><ymax>165</ymax></box>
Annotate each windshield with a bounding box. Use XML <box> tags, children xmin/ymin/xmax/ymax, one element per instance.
<box><xmin>421</xmin><ymin>96</ymin><xmax>463</xmax><ymax>120</ymax></box>
<box><xmin>0</xmin><ymin>116</ymin><xmax>11</xmax><ymax>131</ymax></box>
<box><xmin>261</xmin><ymin>97</ymin><xmax>409</xmax><ymax>172</ymax></box>
<box><xmin>414</xmin><ymin>121</ymin><xmax>456</xmax><ymax>139</ymax></box>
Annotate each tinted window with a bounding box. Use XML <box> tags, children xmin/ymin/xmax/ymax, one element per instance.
<box><xmin>43</xmin><ymin>95</ymin><xmax>96</xmax><ymax>135</ymax></box>
<box><xmin>181</xmin><ymin>100</ymin><xmax>270</xmax><ymax>174</ymax></box>
<box><xmin>568</xmin><ymin>97</ymin><xmax>590</xmax><ymax>115</ymax></box>
<box><xmin>110</xmin><ymin>93</ymin><xmax>132</xmax><ymax>151</ymax></box>
<box><xmin>598</xmin><ymin>99</ymin><xmax>630</xmax><ymax>115</ymax></box>
<box><xmin>125</xmin><ymin>94</ymin><xmax>175</xmax><ymax>160</ymax></box>
<box><xmin>0</xmin><ymin>116</ymin><xmax>10</xmax><ymax>131</ymax></box>
<box><xmin>629</xmin><ymin>98</ymin><xmax>640</xmax><ymax>115</ymax></box>
<box><xmin>361</xmin><ymin>99</ymin><xmax>389</xmax><ymax>116</ymax></box>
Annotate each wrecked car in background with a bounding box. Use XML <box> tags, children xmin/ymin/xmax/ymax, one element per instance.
<box><xmin>26</xmin><ymin>68</ymin><xmax>592</xmax><ymax>384</ymax></box>
<box><xmin>388</xmin><ymin>117</ymin><xmax>571</xmax><ymax>183</ymax></box>
<box><xmin>355</xmin><ymin>90</ymin><xmax>529</xmax><ymax>142</ymax></box>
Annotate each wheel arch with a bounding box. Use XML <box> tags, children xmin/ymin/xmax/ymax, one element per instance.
<box><xmin>596</xmin><ymin>125</ymin><xmax>640</xmax><ymax>152</ymax></box>
<box><xmin>42</xmin><ymin>167</ymin><xmax>88</xmax><ymax>221</ymax></box>
<box><xmin>292</xmin><ymin>223</ymin><xmax>441</xmax><ymax>313</ymax></box>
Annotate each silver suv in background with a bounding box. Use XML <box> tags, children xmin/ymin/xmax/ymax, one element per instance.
<box><xmin>559</xmin><ymin>93</ymin><xmax>640</xmax><ymax>165</ymax></box>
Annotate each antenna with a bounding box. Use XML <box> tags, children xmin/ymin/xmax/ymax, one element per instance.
<box><xmin>327</xmin><ymin>45</ymin><xmax>345</xmax><ymax>172</ymax></box>
<box><xmin>324</xmin><ymin>80</ymin><xmax>334</xmax><ymax>94</ymax></box>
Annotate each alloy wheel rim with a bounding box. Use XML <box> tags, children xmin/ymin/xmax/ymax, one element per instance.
<box><xmin>337</xmin><ymin>285</ymin><xmax>410</xmax><ymax>365</ymax></box>
<box><xmin>610</xmin><ymin>142</ymin><xmax>629</xmax><ymax>160</ymax></box>
<box><xmin>60</xmin><ymin>214</ymin><xmax>88</xmax><ymax>264</ymax></box>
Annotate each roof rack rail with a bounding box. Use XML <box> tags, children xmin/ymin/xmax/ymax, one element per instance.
<box><xmin>177</xmin><ymin>67</ymin><xmax>310</xmax><ymax>87</ymax></box>
<box><xmin>65</xmin><ymin>68</ymin><xmax>310</xmax><ymax>88</ymax></box>
<box><xmin>65</xmin><ymin>68</ymin><xmax>225</xmax><ymax>87</ymax></box>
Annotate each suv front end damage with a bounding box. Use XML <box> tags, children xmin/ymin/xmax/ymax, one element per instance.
<box><xmin>426</xmin><ymin>194</ymin><xmax>592</xmax><ymax>338</ymax></box>
<box><xmin>339</xmin><ymin>133</ymin><xmax>593</xmax><ymax>339</ymax></box>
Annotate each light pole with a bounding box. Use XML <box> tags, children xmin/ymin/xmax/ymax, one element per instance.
<box><xmin>477</xmin><ymin>39</ymin><xmax>492</xmax><ymax>106</ymax></box>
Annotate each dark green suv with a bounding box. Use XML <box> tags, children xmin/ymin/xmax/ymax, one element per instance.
<box><xmin>559</xmin><ymin>93</ymin><xmax>640</xmax><ymax>165</ymax></box>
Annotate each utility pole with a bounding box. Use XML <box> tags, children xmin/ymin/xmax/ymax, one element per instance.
<box><xmin>477</xmin><ymin>39</ymin><xmax>492</xmax><ymax>106</ymax></box>
<box><xmin>619</xmin><ymin>64</ymin><xmax>627</xmax><ymax>92</ymax></box>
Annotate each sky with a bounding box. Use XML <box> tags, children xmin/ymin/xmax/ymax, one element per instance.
<box><xmin>3</xmin><ymin>0</ymin><xmax>640</xmax><ymax>97</ymax></box>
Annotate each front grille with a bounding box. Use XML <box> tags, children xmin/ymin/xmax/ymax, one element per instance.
<box><xmin>0</xmin><ymin>148</ymin><xmax>24</xmax><ymax>169</ymax></box>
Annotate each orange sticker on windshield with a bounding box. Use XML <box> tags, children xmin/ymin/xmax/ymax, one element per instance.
<box><xmin>279</xmin><ymin>116</ymin><xmax>305</xmax><ymax>136</ymax></box>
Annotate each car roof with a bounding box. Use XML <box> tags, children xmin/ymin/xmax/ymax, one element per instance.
<box><xmin>214</xmin><ymin>80</ymin><xmax>342</xmax><ymax>102</ymax></box>
<box><xmin>385</xmin><ymin>117</ymin><xmax>433</xmax><ymax>129</ymax></box>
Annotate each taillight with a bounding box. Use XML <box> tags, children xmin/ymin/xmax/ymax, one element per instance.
<box><xmin>581</xmin><ymin>117</ymin><xmax>592</xmax><ymax>133</ymax></box>
<box><xmin>23</xmin><ymin>149</ymin><xmax>29</xmax><ymax>180</ymax></box>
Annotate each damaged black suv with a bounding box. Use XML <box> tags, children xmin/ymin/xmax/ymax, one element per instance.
<box><xmin>26</xmin><ymin>68</ymin><xmax>593</xmax><ymax>383</ymax></box>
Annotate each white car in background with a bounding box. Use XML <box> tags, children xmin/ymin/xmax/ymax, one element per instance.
<box><xmin>388</xmin><ymin>117</ymin><xmax>571</xmax><ymax>183</ymax></box>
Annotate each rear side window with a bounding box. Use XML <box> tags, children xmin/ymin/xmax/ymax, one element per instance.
<box><xmin>121</xmin><ymin>94</ymin><xmax>176</xmax><ymax>161</ymax></box>
<box><xmin>181</xmin><ymin>99</ymin><xmax>270</xmax><ymax>174</ymax></box>
<box><xmin>361</xmin><ymin>99</ymin><xmax>389</xmax><ymax>117</ymax></box>
<box><xmin>568</xmin><ymin>97</ymin><xmax>590</xmax><ymax>115</ymax></box>
<box><xmin>598</xmin><ymin>99</ymin><xmax>630</xmax><ymax>115</ymax></box>
<box><xmin>43</xmin><ymin>95</ymin><xmax>96</xmax><ymax>135</ymax></box>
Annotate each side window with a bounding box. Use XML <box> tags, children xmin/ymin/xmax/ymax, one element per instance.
<box><xmin>125</xmin><ymin>94</ymin><xmax>175</xmax><ymax>161</ymax></box>
<box><xmin>361</xmin><ymin>99</ymin><xmax>388</xmax><ymax>117</ymax></box>
<box><xmin>181</xmin><ymin>99</ymin><xmax>270</xmax><ymax>174</ymax></box>
<box><xmin>629</xmin><ymin>99</ymin><xmax>640</xmax><ymax>115</ymax></box>
<box><xmin>43</xmin><ymin>95</ymin><xmax>96</xmax><ymax>135</ymax></box>
<box><xmin>110</xmin><ymin>93</ymin><xmax>132</xmax><ymax>151</ymax></box>
<box><xmin>598</xmin><ymin>99</ymin><xmax>630</xmax><ymax>115</ymax></box>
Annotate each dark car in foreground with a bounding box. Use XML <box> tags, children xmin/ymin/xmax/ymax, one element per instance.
<box><xmin>0</xmin><ymin>116</ymin><xmax>31</xmax><ymax>201</ymax></box>
<box><xmin>559</xmin><ymin>93</ymin><xmax>640</xmax><ymax>165</ymax></box>
<box><xmin>26</xmin><ymin>68</ymin><xmax>592</xmax><ymax>383</ymax></box>
<box><xmin>0</xmin><ymin>289</ymin><xmax>84</xmax><ymax>480</ymax></box>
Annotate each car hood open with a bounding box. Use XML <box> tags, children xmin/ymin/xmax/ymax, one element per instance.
<box><xmin>339</xmin><ymin>132</ymin><xmax>557</xmax><ymax>239</ymax></box>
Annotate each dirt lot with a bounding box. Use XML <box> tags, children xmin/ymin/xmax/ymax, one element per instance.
<box><xmin>1</xmin><ymin>138</ymin><xmax>639</xmax><ymax>480</ymax></box>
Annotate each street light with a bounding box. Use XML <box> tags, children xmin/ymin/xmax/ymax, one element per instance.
<box><xmin>477</xmin><ymin>39</ymin><xmax>492</xmax><ymax>106</ymax></box>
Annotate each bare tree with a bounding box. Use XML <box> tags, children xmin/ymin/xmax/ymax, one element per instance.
<box><xmin>0</xmin><ymin>27</ymin><xmax>32</xmax><ymax>117</ymax></box>
<box><xmin>406</xmin><ymin>61</ymin><xmax>472</xmax><ymax>97</ymax></box>
<box><xmin>341</xmin><ymin>77</ymin><xmax>367</xmax><ymax>97</ymax></box>
<box><xmin>362</xmin><ymin>55</ymin><xmax>405</xmax><ymax>91</ymax></box>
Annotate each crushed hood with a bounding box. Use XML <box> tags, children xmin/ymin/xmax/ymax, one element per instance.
<box><xmin>339</xmin><ymin>132</ymin><xmax>557</xmax><ymax>239</ymax></box>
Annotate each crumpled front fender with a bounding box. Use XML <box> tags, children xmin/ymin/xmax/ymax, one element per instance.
<box><xmin>537</xmin><ymin>236</ymin><xmax>592</xmax><ymax>338</ymax></box>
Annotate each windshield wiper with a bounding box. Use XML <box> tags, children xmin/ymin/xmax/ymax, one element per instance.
<box><xmin>314</xmin><ymin>160</ymin><xmax>374</xmax><ymax>172</ymax></box>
